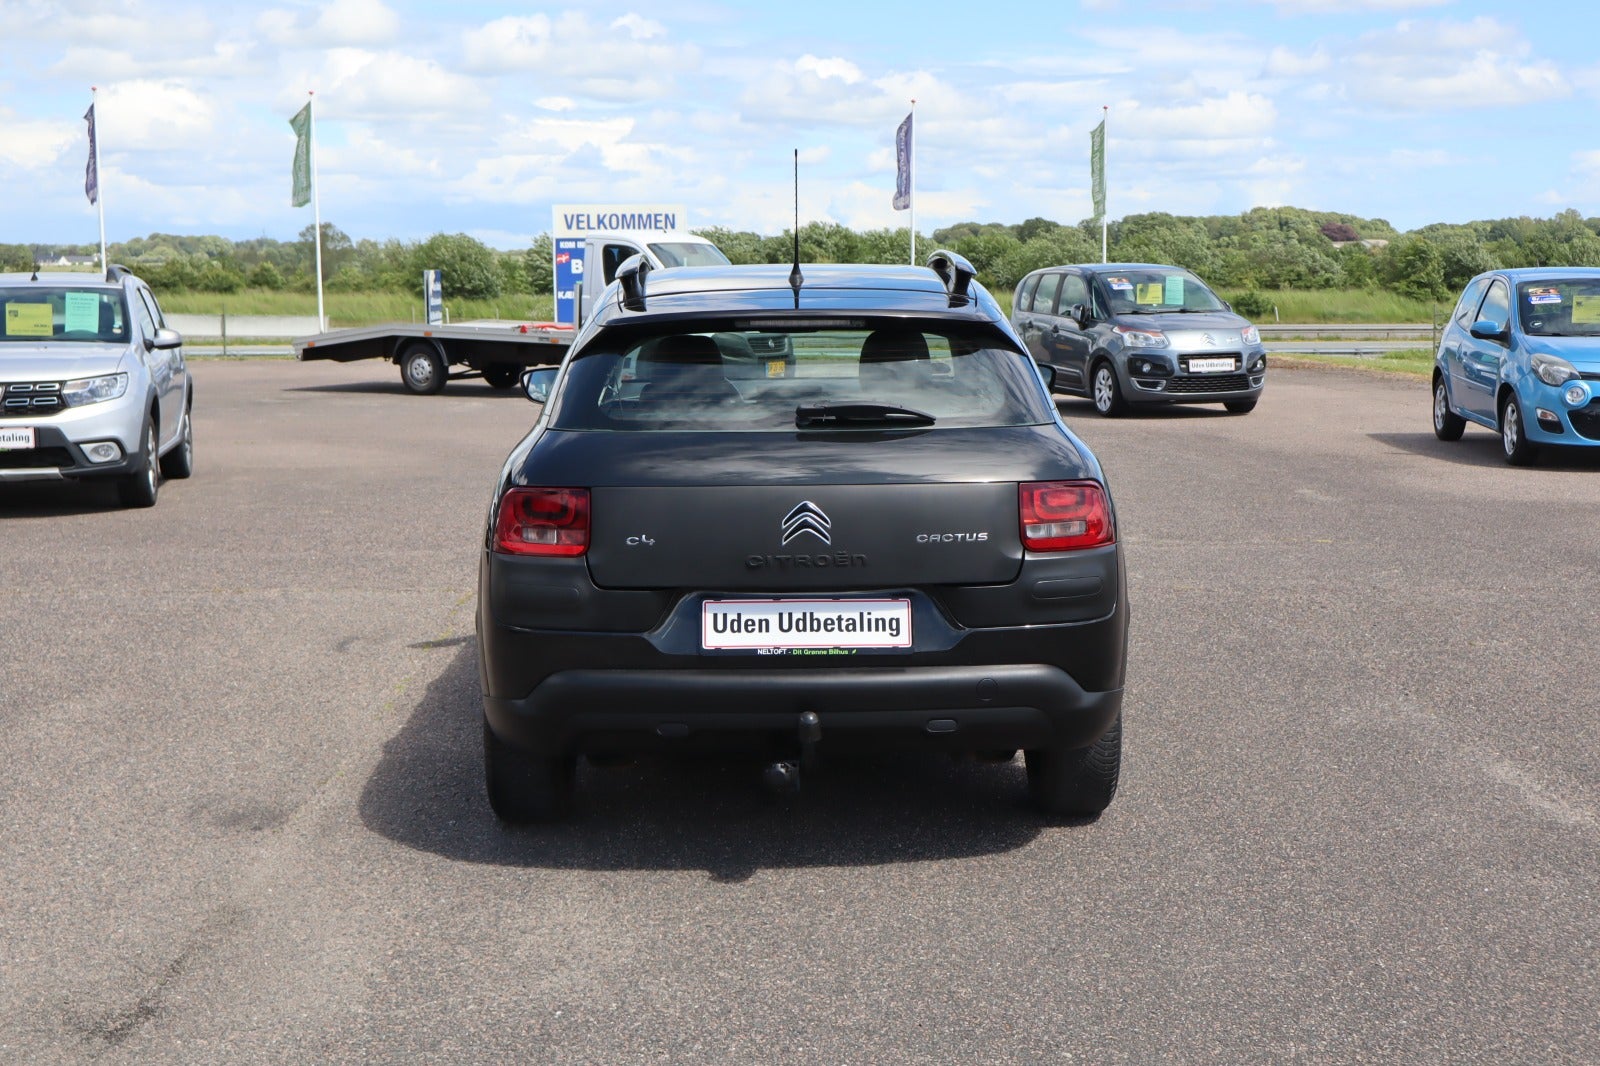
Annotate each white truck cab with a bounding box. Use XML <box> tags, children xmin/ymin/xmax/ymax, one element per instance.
<box><xmin>576</xmin><ymin>232</ymin><xmax>729</xmax><ymax>322</ymax></box>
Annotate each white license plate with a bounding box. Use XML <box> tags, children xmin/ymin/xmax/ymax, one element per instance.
<box><xmin>1188</xmin><ymin>357</ymin><xmax>1235</xmax><ymax>374</ymax></box>
<box><xmin>0</xmin><ymin>426</ymin><xmax>35</xmax><ymax>450</ymax></box>
<box><xmin>702</xmin><ymin>598</ymin><xmax>912</xmax><ymax>650</ymax></box>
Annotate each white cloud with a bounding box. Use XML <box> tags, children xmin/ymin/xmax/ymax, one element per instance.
<box><xmin>460</xmin><ymin>12</ymin><xmax>698</xmax><ymax>101</ymax></box>
<box><xmin>1388</xmin><ymin>148</ymin><xmax>1453</xmax><ymax>168</ymax></box>
<box><xmin>97</xmin><ymin>81</ymin><xmax>217</xmax><ymax>151</ymax></box>
<box><xmin>284</xmin><ymin>48</ymin><xmax>487</xmax><ymax>120</ymax></box>
<box><xmin>611</xmin><ymin>14</ymin><xmax>664</xmax><ymax>40</ymax></box>
<box><xmin>257</xmin><ymin>0</ymin><xmax>400</xmax><ymax>47</ymax></box>
<box><xmin>0</xmin><ymin>110</ymin><xmax>77</xmax><ymax>170</ymax></box>
<box><xmin>1257</xmin><ymin>0</ymin><xmax>1448</xmax><ymax>10</ymax></box>
<box><xmin>795</xmin><ymin>55</ymin><xmax>864</xmax><ymax>84</ymax></box>
<box><xmin>1264</xmin><ymin>46</ymin><xmax>1330</xmax><ymax>77</ymax></box>
<box><xmin>1120</xmin><ymin>92</ymin><xmax>1278</xmax><ymax>141</ymax></box>
<box><xmin>1342</xmin><ymin>17</ymin><xmax>1567</xmax><ymax>109</ymax></box>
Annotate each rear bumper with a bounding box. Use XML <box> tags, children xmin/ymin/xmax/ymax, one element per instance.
<box><xmin>484</xmin><ymin>661</ymin><xmax>1122</xmax><ymax>757</ymax></box>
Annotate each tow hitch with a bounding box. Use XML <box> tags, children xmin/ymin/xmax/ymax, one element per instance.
<box><xmin>762</xmin><ymin>711</ymin><xmax>822</xmax><ymax>797</ymax></box>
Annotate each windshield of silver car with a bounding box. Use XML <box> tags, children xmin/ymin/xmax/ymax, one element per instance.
<box><xmin>1</xmin><ymin>288</ymin><xmax>129</xmax><ymax>344</ymax></box>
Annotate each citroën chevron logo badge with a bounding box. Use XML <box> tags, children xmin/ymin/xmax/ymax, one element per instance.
<box><xmin>780</xmin><ymin>501</ymin><xmax>832</xmax><ymax>546</ymax></box>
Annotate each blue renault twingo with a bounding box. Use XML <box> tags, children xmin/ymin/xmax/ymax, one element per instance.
<box><xmin>1433</xmin><ymin>267</ymin><xmax>1600</xmax><ymax>465</ymax></box>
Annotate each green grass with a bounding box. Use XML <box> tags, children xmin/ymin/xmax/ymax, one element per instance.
<box><xmin>1218</xmin><ymin>288</ymin><xmax>1439</xmax><ymax>324</ymax></box>
<box><xmin>1271</xmin><ymin>349</ymin><xmax>1433</xmax><ymax>378</ymax></box>
<box><xmin>158</xmin><ymin>288</ymin><xmax>556</xmax><ymax>327</ymax></box>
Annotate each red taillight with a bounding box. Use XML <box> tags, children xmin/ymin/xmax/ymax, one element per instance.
<box><xmin>1020</xmin><ymin>481</ymin><xmax>1114</xmax><ymax>551</ymax></box>
<box><xmin>495</xmin><ymin>488</ymin><xmax>590</xmax><ymax>556</ymax></box>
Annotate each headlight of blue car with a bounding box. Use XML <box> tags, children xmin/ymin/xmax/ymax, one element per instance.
<box><xmin>1531</xmin><ymin>352</ymin><xmax>1579</xmax><ymax>387</ymax></box>
<box><xmin>62</xmin><ymin>372</ymin><xmax>129</xmax><ymax>407</ymax></box>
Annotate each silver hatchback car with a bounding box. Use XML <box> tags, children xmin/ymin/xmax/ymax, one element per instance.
<box><xmin>0</xmin><ymin>266</ymin><xmax>193</xmax><ymax>506</ymax></box>
<box><xmin>1012</xmin><ymin>263</ymin><xmax>1267</xmax><ymax>416</ymax></box>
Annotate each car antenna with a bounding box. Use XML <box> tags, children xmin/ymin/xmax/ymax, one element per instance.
<box><xmin>789</xmin><ymin>148</ymin><xmax>803</xmax><ymax>308</ymax></box>
<box><xmin>30</xmin><ymin>261</ymin><xmax>39</xmax><ymax>282</ymax></box>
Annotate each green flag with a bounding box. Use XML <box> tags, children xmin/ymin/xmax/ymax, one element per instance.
<box><xmin>1090</xmin><ymin>118</ymin><xmax>1105</xmax><ymax>223</ymax></box>
<box><xmin>290</xmin><ymin>101</ymin><xmax>312</xmax><ymax>208</ymax></box>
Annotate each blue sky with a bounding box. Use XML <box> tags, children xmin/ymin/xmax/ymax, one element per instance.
<box><xmin>3</xmin><ymin>0</ymin><xmax>1598</xmax><ymax>250</ymax></box>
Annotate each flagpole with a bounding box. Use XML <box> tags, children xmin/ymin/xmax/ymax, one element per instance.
<box><xmin>92</xmin><ymin>87</ymin><xmax>107</xmax><ymax>274</ymax></box>
<box><xmin>1100</xmin><ymin>105</ymin><xmax>1108</xmax><ymax>264</ymax></box>
<box><xmin>308</xmin><ymin>91</ymin><xmax>326</xmax><ymax>332</ymax></box>
<box><xmin>908</xmin><ymin>98</ymin><xmax>916</xmax><ymax>265</ymax></box>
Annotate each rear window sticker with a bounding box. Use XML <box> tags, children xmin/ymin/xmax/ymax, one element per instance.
<box><xmin>1135</xmin><ymin>283</ymin><xmax>1163</xmax><ymax>304</ymax></box>
<box><xmin>1526</xmin><ymin>286</ymin><xmax>1563</xmax><ymax>305</ymax></box>
<box><xmin>1107</xmin><ymin>277</ymin><xmax>1132</xmax><ymax>291</ymax></box>
<box><xmin>1573</xmin><ymin>294</ymin><xmax>1600</xmax><ymax>324</ymax></box>
<box><xmin>1164</xmin><ymin>276</ymin><xmax>1185</xmax><ymax>305</ymax></box>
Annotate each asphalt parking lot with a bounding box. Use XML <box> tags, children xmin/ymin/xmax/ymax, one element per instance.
<box><xmin>3</xmin><ymin>358</ymin><xmax>1597</xmax><ymax>1063</ymax></box>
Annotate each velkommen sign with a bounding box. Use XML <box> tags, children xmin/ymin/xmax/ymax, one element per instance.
<box><xmin>550</xmin><ymin>203</ymin><xmax>689</xmax><ymax>324</ymax></box>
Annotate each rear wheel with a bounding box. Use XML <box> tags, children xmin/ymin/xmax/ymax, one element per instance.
<box><xmin>400</xmin><ymin>343</ymin><xmax>447</xmax><ymax>395</ymax></box>
<box><xmin>1499</xmin><ymin>392</ymin><xmax>1539</xmax><ymax>466</ymax></box>
<box><xmin>482</xmin><ymin>363</ymin><xmax>521</xmax><ymax>390</ymax></box>
<box><xmin>1025</xmin><ymin>715</ymin><xmax>1122</xmax><ymax>816</ymax></box>
<box><xmin>117</xmin><ymin>420</ymin><xmax>159</xmax><ymax>508</ymax></box>
<box><xmin>1433</xmin><ymin>375</ymin><xmax>1465</xmax><ymax>441</ymax></box>
<box><xmin>159</xmin><ymin>404</ymin><xmax>194</xmax><ymax>479</ymax></box>
<box><xmin>1223</xmin><ymin>398</ymin><xmax>1257</xmax><ymax>414</ymax></box>
<box><xmin>1091</xmin><ymin>362</ymin><xmax>1127</xmax><ymax>417</ymax></box>
<box><xmin>483</xmin><ymin>720</ymin><xmax>575</xmax><ymax>823</ymax></box>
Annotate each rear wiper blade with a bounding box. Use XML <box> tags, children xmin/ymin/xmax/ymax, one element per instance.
<box><xmin>795</xmin><ymin>402</ymin><xmax>936</xmax><ymax>428</ymax></box>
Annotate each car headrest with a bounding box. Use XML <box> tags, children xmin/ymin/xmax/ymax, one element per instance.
<box><xmin>860</xmin><ymin>329</ymin><xmax>930</xmax><ymax>364</ymax></box>
<box><xmin>640</xmin><ymin>334</ymin><xmax>723</xmax><ymax>368</ymax></box>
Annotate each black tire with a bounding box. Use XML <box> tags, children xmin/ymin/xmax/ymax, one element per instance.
<box><xmin>1224</xmin><ymin>399</ymin><xmax>1257</xmax><ymax>415</ymax></box>
<box><xmin>116</xmin><ymin>420</ymin><xmax>160</xmax><ymax>508</ymax></box>
<box><xmin>1432</xmin><ymin>374</ymin><xmax>1466</xmax><ymax>441</ymax></box>
<box><xmin>159</xmin><ymin>403</ymin><xmax>194</xmax><ymax>479</ymax></box>
<box><xmin>482</xmin><ymin>363</ymin><xmax>521</xmax><ymax>390</ymax></box>
<box><xmin>1499</xmin><ymin>392</ymin><xmax>1540</xmax><ymax>466</ymax></box>
<box><xmin>1090</xmin><ymin>361</ymin><xmax>1127</xmax><ymax>417</ymax></box>
<box><xmin>1025</xmin><ymin>715</ymin><xmax>1122</xmax><ymax>817</ymax></box>
<box><xmin>400</xmin><ymin>343</ymin><xmax>447</xmax><ymax>395</ymax></box>
<box><xmin>483</xmin><ymin>719</ymin><xmax>575</xmax><ymax>823</ymax></box>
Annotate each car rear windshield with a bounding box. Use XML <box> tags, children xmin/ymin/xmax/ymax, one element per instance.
<box><xmin>550</xmin><ymin>324</ymin><xmax>1055</xmax><ymax>432</ymax></box>
<box><xmin>1094</xmin><ymin>269</ymin><xmax>1226</xmax><ymax>314</ymax></box>
<box><xmin>1517</xmin><ymin>279</ymin><xmax>1600</xmax><ymax>337</ymax></box>
<box><xmin>648</xmin><ymin>242</ymin><xmax>732</xmax><ymax>268</ymax></box>
<box><xmin>0</xmin><ymin>287</ymin><xmax>129</xmax><ymax>343</ymax></box>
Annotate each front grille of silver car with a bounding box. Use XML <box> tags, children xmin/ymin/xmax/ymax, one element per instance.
<box><xmin>1</xmin><ymin>382</ymin><xmax>64</xmax><ymax>416</ymax></box>
<box><xmin>1166</xmin><ymin>374</ymin><xmax>1252</xmax><ymax>395</ymax></box>
<box><xmin>0</xmin><ymin>446</ymin><xmax>72</xmax><ymax>469</ymax></box>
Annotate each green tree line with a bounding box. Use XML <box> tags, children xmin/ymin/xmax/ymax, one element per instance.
<box><xmin>8</xmin><ymin>206</ymin><xmax>1598</xmax><ymax>306</ymax></box>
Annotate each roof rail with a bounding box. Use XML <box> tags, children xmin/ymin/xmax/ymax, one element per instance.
<box><xmin>105</xmin><ymin>263</ymin><xmax>134</xmax><ymax>282</ymax></box>
<box><xmin>926</xmin><ymin>250</ymin><xmax>976</xmax><ymax>306</ymax></box>
<box><xmin>615</xmin><ymin>253</ymin><xmax>652</xmax><ymax>311</ymax></box>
